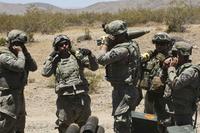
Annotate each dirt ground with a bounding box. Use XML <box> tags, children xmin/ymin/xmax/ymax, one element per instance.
<box><xmin>4</xmin><ymin>24</ymin><xmax>199</xmax><ymax>133</ymax></box>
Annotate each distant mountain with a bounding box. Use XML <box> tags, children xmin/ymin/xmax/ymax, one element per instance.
<box><xmin>80</xmin><ymin>0</ymin><xmax>200</xmax><ymax>13</ymax></box>
<box><xmin>0</xmin><ymin>0</ymin><xmax>200</xmax><ymax>15</ymax></box>
<box><xmin>0</xmin><ymin>2</ymin><xmax>73</xmax><ymax>15</ymax></box>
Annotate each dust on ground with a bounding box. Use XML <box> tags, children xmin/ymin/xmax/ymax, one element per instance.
<box><xmin>7</xmin><ymin>24</ymin><xmax>199</xmax><ymax>133</ymax></box>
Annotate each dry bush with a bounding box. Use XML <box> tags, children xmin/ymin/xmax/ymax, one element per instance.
<box><xmin>47</xmin><ymin>76</ymin><xmax>55</xmax><ymax>88</ymax></box>
<box><xmin>165</xmin><ymin>1</ymin><xmax>192</xmax><ymax>32</ymax></box>
<box><xmin>85</xmin><ymin>71</ymin><xmax>102</xmax><ymax>94</ymax></box>
<box><xmin>27</xmin><ymin>32</ymin><xmax>35</xmax><ymax>42</ymax></box>
<box><xmin>0</xmin><ymin>37</ymin><xmax>7</xmax><ymax>46</ymax></box>
<box><xmin>77</xmin><ymin>28</ymin><xmax>92</xmax><ymax>42</ymax></box>
<box><xmin>0</xmin><ymin>5</ymin><xmax>200</xmax><ymax>34</ymax></box>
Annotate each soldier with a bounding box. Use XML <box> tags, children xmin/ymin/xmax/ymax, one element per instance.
<box><xmin>97</xmin><ymin>20</ymin><xmax>141</xmax><ymax>133</ymax></box>
<box><xmin>0</xmin><ymin>29</ymin><xmax>37</xmax><ymax>133</ymax></box>
<box><xmin>164</xmin><ymin>41</ymin><xmax>199</xmax><ymax>126</ymax></box>
<box><xmin>140</xmin><ymin>32</ymin><xmax>173</xmax><ymax>121</ymax></box>
<box><xmin>41</xmin><ymin>35</ymin><xmax>98</xmax><ymax>133</ymax></box>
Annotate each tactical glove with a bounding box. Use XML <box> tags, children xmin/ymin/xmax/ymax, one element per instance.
<box><xmin>79</xmin><ymin>48</ymin><xmax>91</xmax><ymax>56</ymax></box>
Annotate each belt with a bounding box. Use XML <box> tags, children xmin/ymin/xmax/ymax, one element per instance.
<box><xmin>57</xmin><ymin>84</ymin><xmax>87</xmax><ymax>96</ymax></box>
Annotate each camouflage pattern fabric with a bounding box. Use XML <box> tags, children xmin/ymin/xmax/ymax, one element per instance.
<box><xmin>7</xmin><ymin>29</ymin><xmax>27</xmax><ymax>44</ymax></box>
<box><xmin>42</xmin><ymin>49</ymin><xmax>98</xmax><ymax>95</ymax></box>
<box><xmin>56</xmin><ymin>93</ymin><xmax>91</xmax><ymax>133</ymax></box>
<box><xmin>0</xmin><ymin>112</ymin><xmax>16</xmax><ymax>133</ymax></box>
<box><xmin>112</xmin><ymin>85</ymin><xmax>139</xmax><ymax>133</ymax></box>
<box><xmin>113</xmin><ymin>93</ymin><xmax>137</xmax><ymax>133</ymax></box>
<box><xmin>98</xmin><ymin>41</ymin><xmax>140</xmax><ymax>133</ymax></box>
<box><xmin>42</xmin><ymin>49</ymin><xmax>98</xmax><ymax>133</ymax></box>
<box><xmin>142</xmin><ymin>51</ymin><xmax>168</xmax><ymax>118</ymax></box>
<box><xmin>0</xmin><ymin>47</ymin><xmax>37</xmax><ymax>133</ymax></box>
<box><xmin>168</xmin><ymin>63</ymin><xmax>200</xmax><ymax>125</ymax></box>
<box><xmin>98</xmin><ymin>41</ymin><xmax>140</xmax><ymax>85</ymax></box>
<box><xmin>171</xmin><ymin>41</ymin><xmax>192</xmax><ymax>56</ymax></box>
<box><xmin>15</xmin><ymin>92</ymin><xmax>26</xmax><ymax>133</ymax></box>
<box><xmin>104</xmin><ymin>20</ymin><xmax>127</xmax><ymax>36</ymax></box>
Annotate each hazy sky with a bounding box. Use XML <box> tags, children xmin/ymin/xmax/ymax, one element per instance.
<box><xmin>0</xmin><ymin>0</ymin><xmax>118</xmax><ymax>8</ymax></box>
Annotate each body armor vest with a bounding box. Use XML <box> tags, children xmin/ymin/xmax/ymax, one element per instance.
<box><xmin>140</xmin><ymin>51</ymin><xmax>166</xmax><ymax>90</ymax></box>
<box><xmin>105</xmin><ymin>41</ymin><xmax>141</xmax><ymax>85</ymax></box>
<box><xmin>55</xmin><ymin>54</ymin><xmax>88</xmax><ymax>94</ymax></box>
<box><xmin>172</xmin><ymin>62</ymin><xmax>197</xmax><ymax>114</ymax></box>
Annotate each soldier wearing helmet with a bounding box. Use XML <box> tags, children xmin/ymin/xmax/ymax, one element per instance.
<box><xmin>139</xmin><ymin>32</ymin><xmax>173</xmax><ymax>124</ymax></box>
<box><xmin>0</xmin><ymin>29</ymin><xmax>37</xmax><ymax>133</ymax></box>
<box><xmin>42</xmin><ymin>35</ymin><xmax>98</xmax><ymax>133</ymax></box>
<box><xmin>164</xmin><ymin>41</ymin><xmax>200</xmax><ymax>126</ymax></box>
<box><xmin>97</xmin><ymin>20</ymin><xmax>141</xmax><ymax>133</ymax></box>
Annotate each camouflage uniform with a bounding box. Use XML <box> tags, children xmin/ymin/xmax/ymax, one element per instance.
<box><xmin>98</xmin><ymin>20</ymin><xmax>141</xmax><ymax>133</ymax></box>
<box><xmin>0</xmin><ymin>29</ymin><xmax>37</xmax><ymax>133</ymax></box>
<box><xmin>167</xmin><ymin>41</ymin><xmax>198</xmax><ymax>126</ymax></box>
<box><xmin>140</xmin><ymin>32</ymin><xmax>172</xmax><ymax>121</ymax></box>
<box><xmin>42</xmin><ymin>35</ymin><xmax>98</xmax><ymax>133</ymax></box>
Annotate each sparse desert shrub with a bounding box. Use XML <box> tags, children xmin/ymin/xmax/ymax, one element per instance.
<box><xmin>165</xmin><ymin>1</ymin><xmax>191</xmax><ymax>32</ymax></box>
<box><xmin>77</xmin><ymin>28</ymin><xmax>92</xmax><ymax>42</ymax></box>
<box><xmin>85</xmin><ymin>71</ymin><xmax>102</xmax><ymax>94</ymax></box>
<box><xmin>27</xmin><ymin>32</ymin><xmax>35</xmax><ymax>42</ymax></box>
<box><xmin>1</xmin><ymin>4</ymin><xmax>200</xmax><ymax>34</ymax></box>
<box><xmin>28</xmin><ymin>78</ymin><xmax>36</xmax><ymax>83</ymax></box>
<box><xmin>0</xmin><ymin>37</ymin><xmax>7</xmax><ymax>46</ymax></box>
<box><xmin>47</xmin><ymin>76</ymin><xmax>55</xmax><ymax>88</ymax></box>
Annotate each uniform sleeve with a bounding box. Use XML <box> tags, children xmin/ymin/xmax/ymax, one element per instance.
<box><xmin>168</xmin><ymin>67</ymin><xmax>198</xmax><ymax>90</ymax></box>
<box><xmin>97</xmin><ymin>47</ymin><xmax>129</xmax><ymax>66</ymax></box>
<box><xmin>81</xmin><ymin>54</ymin><xmax>99</xmax><ymax>71</ymax></box>
<box><xmin>24</xmin><ymin>52</ymin><xmax>37</xmax><ymax>72</ymax></box>
<box><xmin>0</xmin><ymin>52</ymin><xmax>25</xmax><ymax>72</ymax></box>
<box><xmin>41</xmin><ymin>56</ymin><xmax>58</xmax><ymax>77</ymax></box>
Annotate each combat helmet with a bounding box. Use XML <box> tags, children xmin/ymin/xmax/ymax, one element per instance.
<box><xmin>7</xmin><ymin>29</ymin><xmax>27</xmax><ymax>44</ymax></box>
<box><xmin>53</xmin><ymin>35</ymin><xmax>71</xmax><ymax>50</ymax></box>
<box><xmin>171</xmin><ymin>41</ymin><xmax>192</xmax><ymax>56</ymax></box>
<box><xmin>104</xmin><ymin>20</ymin><xmax>127</xmax><ymax>36</ymax></box>
<box><xmin>152</xmin><ymin>32</ymin><xmax>172</xmax><ymax>44</ymax></box>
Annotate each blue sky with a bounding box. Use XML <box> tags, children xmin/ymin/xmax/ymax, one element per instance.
<box><xmin>0</xmin><ymin>0</ymin><xmax>118</xmax><ymax>8</ymax></box>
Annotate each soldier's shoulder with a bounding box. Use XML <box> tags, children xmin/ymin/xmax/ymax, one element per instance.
<box><xmin>191</xmin><ymin>64</ymin><xmax>200</xmax><ymax>72</ymax></box>
<box><xmin>0</xmin><ymin>48</ymin><xmax>14</xmax><ymax>60</ymax></box>
<box><xmin>181</xmin><ymin>65</ymin><xmax>197</xmax><ymax>76</ymax></box>
<box><xmin>0</xmin><ymin>47</ymin><xmax>11</xmax><ymax>54</ymax></box>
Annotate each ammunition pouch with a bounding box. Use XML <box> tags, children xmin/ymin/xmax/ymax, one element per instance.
<box><xmin>139</xmin><ymin>71</ymin><xmax>151</xmax><ymax>90</ymax></box>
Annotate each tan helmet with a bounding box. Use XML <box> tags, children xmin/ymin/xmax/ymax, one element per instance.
<box><xmin>152</xmin><ymin>32</ymin><xmax>172</xmax><ymax>44</ymax></box>
<box><xmin>171</xmin><ymin>41</ymin><xmax>192</xmax><ymax>56</ymax></box>
<box><xmin>52</xmin><ymin>35</ymin><xmax>71</xmax><ymax>50</ymax></box>
<box><xmin>7</xmin><ymin>29</ymin><xmax>27</xmax><ymax>44</ymax></box>
<box><xmin>104</xmin><ymin>20</ymin><xmax>127</xmax><ymax>36</ymax></box>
